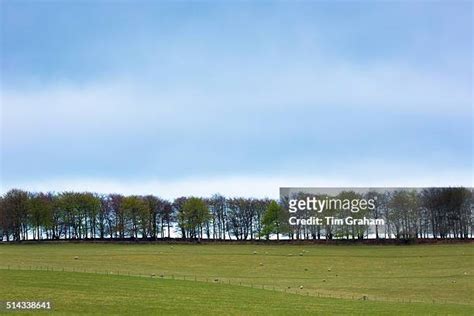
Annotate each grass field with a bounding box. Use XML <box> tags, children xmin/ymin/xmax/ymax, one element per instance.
<box><xmin>0</xmin><ymin>243</ymin><xmax>473</xmax><ymax>315</ymax></box>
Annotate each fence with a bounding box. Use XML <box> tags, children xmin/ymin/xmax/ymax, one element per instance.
<box><xmin>0</xmin><ymin>265</ymin><xmax>455</xmax><ymax>305</ymax></box>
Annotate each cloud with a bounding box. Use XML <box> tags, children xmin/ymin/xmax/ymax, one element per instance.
<box><xmin>1</xmin><ymin>161</ymin><xmax>471</xmax><ymax>199</ymax></box>
<box><xmin>1</xmin><ymin>2</ymin><xmax>471</xmax><ymax>195</ymax></box>
<box><xmin>2</xmin><ymin>59</ymin><xmax>470</xmax><ymax>145</ymax></box>
<box><xmin>1</xmin><ymin>58</ymin><xmax>471</xmax><ymax>185</ymax></box>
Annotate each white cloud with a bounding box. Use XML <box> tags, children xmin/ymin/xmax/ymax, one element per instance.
<box><xmin>2</xmin><ymin>167</ymin><xmax>471</xmax><ymax>200</ymax></box>
<box><xmin>1</xmin><ymin>59</ymin><xmax>471</xmax><ymax>188</ymax></box>
<box><xmin>2</xmin><ymin>60</ymin><xmax>470</xmax><ymax>147</ymax></box>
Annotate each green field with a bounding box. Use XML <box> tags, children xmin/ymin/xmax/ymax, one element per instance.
<box><xmin>0</xmin><ymin>243</ymin><xmax>473</xmax><ymax>315</ymax></box>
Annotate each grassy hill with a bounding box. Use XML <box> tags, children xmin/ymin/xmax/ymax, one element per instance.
<box><xmin>0</xmin><ymin>243</ymin><xmax>472</xmax><ymax>314</ymax></box>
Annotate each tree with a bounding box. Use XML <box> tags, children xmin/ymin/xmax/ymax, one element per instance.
<box><xmin>0</xmin><ymin>196</ymin><xmax>6</xmax><ymax>241</ymax></box>
<box><xmin>98</xmin><ymin>195</ymin><xmax>112</xmax><ymax>239</ymax></box>
<box><xmin>174</xmin><ymin>197</ymin><xmax>189</xmax><ymax>238</ymax></box>
<box><xmin>28</xmin><ymin>192</ymin><xmax>53</xmax><ymax>240</ymax></box>
<box><xmin>253</xmin><ymin>198</ymin><xmax>270</xmax><ymax>240</ymax></box>
<box><xmin>2</xmin><ymin>189</ymin><xmax>29</xmax><ymax>241</ymax></box>
<box><xmin>110</xmin><ymin>194</ymin><xmax>124</xmax><ymax>238</ymax></box>
<box><xmin>179</xmin><ymin>197</ymin><xmax>210</xmax><ymax>240</ymax></box>
<box><xmin>227</xmin><ymin>198</ymin><xmax>256</xmax><ymax>240</ymax></box>
<box><xmin>209</xmin><ymin>194</ymin><xmax>227</xmax><ymax>240</ymax></box>
<box><xmin>0</xmin><ymin>187</ymin><xmax>471</xmax><ymax>242</ymax></box>
<box><xmin>336</xmin><ymin>191</ymin><xmax>367</xmax><ymax>240</ymax></box>
<box><xmin>421</xmin><ymin>187</ymin><xmax>472</xmax><ymax>239</ymax></box>
<box><xmin>75</xmin><ymin>192</ymin><xmax>101</xmax><ymax>239</ymax></box>
<box><xmin>260</xmin><ymin>200</ymin><xmax>282</xmax><ymax>240</ymax></box>
<box><xmin>159</xmin><ymin>200</ymin><xmax>174</xmax><ymax>238</ymax></box>
<box><xmin>121</xmin><ymin>196</ymin><xmax>149</xmax><ymax>239</ymax></box>
<box><xmin>144</xmin><ymin>195</ymin><xmax>159</xmax><ymax>239</ymax></box>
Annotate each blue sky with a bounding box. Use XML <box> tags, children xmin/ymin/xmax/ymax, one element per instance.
<box><xmin>1</xmin><ymin>1</ymin><xmax>472</xmax><ymax>198</ymax></box>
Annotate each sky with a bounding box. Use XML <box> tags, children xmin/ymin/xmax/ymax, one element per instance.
<box><xmin>1</xmin><ymin>1</ymin><xmax>472</xmax><ymax>199</ymax></box>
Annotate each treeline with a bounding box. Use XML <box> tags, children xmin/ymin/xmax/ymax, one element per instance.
<box><xmin>0</xmin><ymin>188</ymin><xmax>472</xmax><ymax>242</ymax></box>
<box><xmin>280</xmin><ymin>188</ymin><xmax>473</xmax><ymax>240</ymax></box>
<box><xmin>0</xmin><ymin>190</ymin><xmax>270</xmax><ymax>241</ymax></box>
